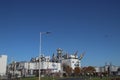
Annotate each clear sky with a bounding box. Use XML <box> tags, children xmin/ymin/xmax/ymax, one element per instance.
<box><xmin>0</xmin><ymin>0</ymin><xmax>120</xmax><ymax>66</ymax></box>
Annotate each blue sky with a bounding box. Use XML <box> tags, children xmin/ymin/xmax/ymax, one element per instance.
<box><xmin>0</xmin><ymin>0</ymin><xmax>120</xmax><ymax>66</ymax></box>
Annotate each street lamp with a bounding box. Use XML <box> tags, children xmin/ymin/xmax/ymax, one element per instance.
<box><xmin>39</xmin><ymin>32</ymin><xmax>51</xmax><ymax>80</ymax></box>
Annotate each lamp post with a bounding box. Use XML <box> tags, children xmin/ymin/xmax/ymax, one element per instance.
<box><xmin>39</xmin><ymin>32</ymin><xmax>51</xmax><ymax>80</ymax></box>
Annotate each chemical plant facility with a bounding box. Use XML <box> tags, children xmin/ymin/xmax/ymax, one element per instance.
<box><xmin>1</xmin><ymin>48</ymin><xmax>120</xmax><ymax>78</ymax></box>
<box><xmin>7</xmin><ymin>48</ymin><xmax>83</xmax><ymax>77</ymax></box>
<box><xmin>5</xmin><ymin>48</ymin><xmax>120</xmax><ymax>77</ymax></box>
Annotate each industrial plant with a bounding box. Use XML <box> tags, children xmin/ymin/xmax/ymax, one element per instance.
<box><xmin>0</xmin><ymin>48</ymin><xmax>120</xmax><ymax>79</ymax></box>
<box><xmin>6</xmin><ymin>48</ymin><xmax>84</xmax><ymax>77</ymax></box>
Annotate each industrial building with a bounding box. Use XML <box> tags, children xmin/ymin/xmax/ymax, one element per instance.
<box><xmin>0</xmin><ymin>55</ymin><xmax>7</xmax><ymax>76</ymax></box>
<box><xmin>94</xmin><ymin>63</ymin><xmax>120</xmax><ymax>76</ymax></box>
<box><xmin>7</xmin><ymin>48</ymin><xmax>83</xmax><ymax>77</ymax></box>
<box><xmin>6</xmin><ymin>49</ymin><xmax>120</xmax><ymax>77</ymax></box>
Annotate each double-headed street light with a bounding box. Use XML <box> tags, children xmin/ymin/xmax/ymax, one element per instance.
<box><xmin>39</xmin><ymin>32</ymin><xmax>51</xmax><ymax>80</ymax></box>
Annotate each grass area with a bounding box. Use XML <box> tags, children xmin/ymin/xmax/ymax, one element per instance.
<box><xmin>21</xmin><ymin>76</ymin><xmax>58</xmax><ymax>80</ymax></box>
<box><xmin>90</xmin><ymin>77</ymin><xmax>111</xmax><ymax>80</ymax></box>
<box><xmin>21</xmin><ymin>77</ymin><xmax>37</xmax><ymax>80</ymax></box>
<box><xmin>87</xmin><ymin>76</ymin><xmax>120</xmax><ymax>80</ymax></box>
<box><xmin>21</xmin><ymin>76</ymin><xmax>120</xmax><ymax>80</ymax></box>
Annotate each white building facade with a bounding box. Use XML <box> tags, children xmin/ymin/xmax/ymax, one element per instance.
<box><xmin>0</xmin><ymin>55</ymin><xmax>7</xmax><ymax>76</ymax></box>
<box><xmin>8</xmin><ymin>58</ymin><xmax>61</xmax><ymax>77</ymax></box>
<box><xmin>62</xmin><ymin>55</ymin><xmax>81</xmax><ymax>69</ymax></box>
<box><xmin>18</xmin><ymin>61</ymin><xmax>61</xmax><ymax>75</ymax></box>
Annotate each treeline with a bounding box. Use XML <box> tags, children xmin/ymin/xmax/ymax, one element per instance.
<box><xmin>63</xmin><ymin>65</ymin><xmax>108</xmax><ymax>77</ymax></box>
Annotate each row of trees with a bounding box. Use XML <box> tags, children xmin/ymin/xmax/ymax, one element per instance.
<box><xmin>63</xmin><ymin>65</ymin><xmax>96</xmax><ymax>76</ymax></box>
